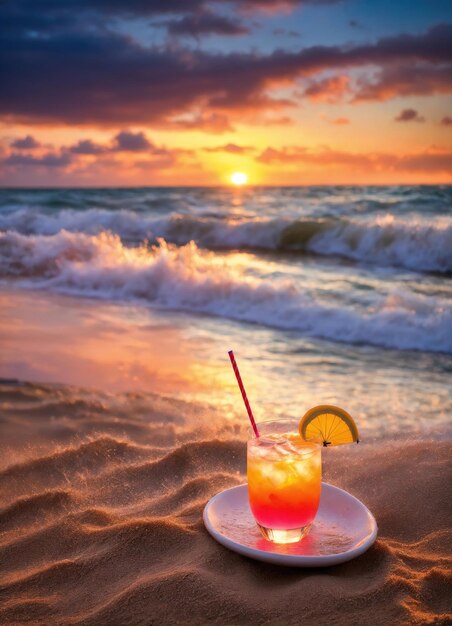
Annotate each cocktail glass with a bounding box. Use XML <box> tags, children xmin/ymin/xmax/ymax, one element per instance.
<box><xmin>247</xmin><ymin>418</ymin><xmax>322</xmax><ymax>544</ymax></box>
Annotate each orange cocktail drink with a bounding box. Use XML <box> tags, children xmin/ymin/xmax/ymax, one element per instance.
<box><xmin>247</xmin><ymin>419</ymin><xmax>321</xmax><ymax>544</ymax></box>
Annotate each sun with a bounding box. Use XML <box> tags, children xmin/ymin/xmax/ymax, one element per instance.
<box><xmin>230</xmin><ymin>172</ymin><xmax>248</xmax><ymax>186</ymax></box>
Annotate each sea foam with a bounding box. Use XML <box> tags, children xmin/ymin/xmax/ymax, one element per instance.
<box><xmin>0</xmin><ymin>208</ymin><xmax>451</xmax><ymax>273</ymax></box>
<box><xmin>1</xmin><ymin>230</ymin><xmax>450</xmax><ymax>353</ymax></box>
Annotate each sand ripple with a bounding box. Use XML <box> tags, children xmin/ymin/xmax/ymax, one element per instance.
<box><xmin>0</xmin><ymin>381</ymin><xmax>450</xmax><ymax>625</ymax></box>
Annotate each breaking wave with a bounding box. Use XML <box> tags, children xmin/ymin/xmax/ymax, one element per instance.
<box><xmin>0</xmin><ymin>208</ymin><xmax>451</xmax><ymax>273</ymax></box>
<box><xmin>0</xmin><ymin>229</ymin><xmax>450</xmax><ymax>353</ymax></box>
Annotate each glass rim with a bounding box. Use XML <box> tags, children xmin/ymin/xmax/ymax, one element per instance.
<box><xmin>247</xmin><ymin>418</ymin><xmax>322</xmax><ymax>452</ymax></box>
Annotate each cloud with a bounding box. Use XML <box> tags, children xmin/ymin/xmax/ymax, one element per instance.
<box><xmin>203</xmin><ymin>143</ymin><xmax>254</xmax><ymax>153</ymax></box>
<box><xmin>4</xmin><ymin>152</ymin><xmax>73</xmax><ymax>167</ymax></box>
<box><xmin>395</xmin><ymin>109</ymin><xmax>425</xmax><ymax>123</ymax></box>
<box><xmin>2</xmin><ymin>130</ymin><xmax>196</xmax><ymax>175</ymax></box>
<box><xmin>113</xmin><ymin>130</ymin><xmax>153</xmax><ymax>152</ymax></box>
<box><xmin>67</xmin><ymin>131</ymin><xmax>177</xmax><ymax>158</ymax></box>
<box><xmin>10</xmin><ymin>135</ymin><xmax>41</xmax><ymax>149</ymax></box>
<box><xmin>69</xmin><ymin>139</ymin><xmax>108</xmax><ymax>154</ymax></box>
<box><xmin>256</xmin><ymin>145</ymin><xmax>452</xmax><ymax>173</ymax></box>
<box><xmin>440</xmin><ymin>116</ymin><xmax>452</xmax><ymax>126</ymax></box>
<box><xmin>0</xmin><ymin>0</ymin><xmax>339</xmax><ymax>31</ymax></box>
<box><xmin>272</xmin><ymin>28</ymin><xmax>301</xmax><ymax>38</ymax></box>
<box><xmin>165</xmin><ymin>11</ymin><xmax>250</xmax><ymax>37</ymax></box>
<box><xmin>257</xmin><ymin>146</ymin><xmax>365</xmax><ymax>166</ymax></box>
<box><xmin>354</xmin><ymin>63</ymin><xmax>452</xmax><ymax>101</ymax></box>
<box><xmin>302</xmin><ymin>75</ymin><xmax>351</xmax><ymax>103</ymax></box>
<box><xmin>349</xmin><ymin>20</ymin><xmax>364</xmax><ymax>29</ymax></box>
<box><xmin>260</xmin><ymin>114</ymin><xmax>295</xmax><ymax>126</ymax></box>
<box><xmin>169</xmin><ymin>112</ymin><xmax>234</xmax><ymax>134</ymax></box>
<box><xmin>331</xmin><ymin>117</ymin><xmax>350</xmax><ymax>125</ymax></box>
<box><xmin>397</xmin><ymin>151</ymin><xmax>452</xmax><ymax>173</ymax></box>
<box><xmin>1</xmin><ymin>18</ymin><xmax>451</xmax><ymax>125</ymax></box>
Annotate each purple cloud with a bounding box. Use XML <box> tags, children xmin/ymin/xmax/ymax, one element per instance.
<box><xmin>2</xmin><ymin>130</ymin><xmax>197</xmax><ymax>175</ymax></box>
<box><xmin>1</xmin><ymin>18</ymin><xmax>451</xmax><ymax>125</ymax></box>
<box><xmin>113</xmin><ymin>131</ymin><xmax>153</xmax><ymax>152</ymax></box>
<box><xmin>5</xmin><ymin>152</ymin><xmax>72</xmax><ymax>167</ymax></box>
<box><xmin>67</xmin><ymin>131</ymin><xmax>172</xmax><ymax>156</ymax></box>
<box><xmin>69</xmin><ymin>139</ymin><xmax>107</xmax><ymax>154</ymax></box>
<box><xmin>395</xmin><ymin>108</ymin><xmax>425</xmax><ymax>123</ymax></box>
<box><xmin>165</xmin><ymin>11</ymin><xmax>250</xmax><ymax>37</ymax></box>
<box><xmin>10</xmin><ymin>135</ymin><xmax>40</xmax><ymax>149</ymax></box>
<box><xmin>440</xmin><ymin>116</ymin><xmax>452</xmax><ymax>126</ymax></box>
<box><xmin>0</xmin><ymin>0</ymin><xmax>340</xmax><ymax>32</ymax></box>
<box><xmin>355</xmin><ymin>63</ymin><xmax>452</xmax><ymax>101</ymax></box>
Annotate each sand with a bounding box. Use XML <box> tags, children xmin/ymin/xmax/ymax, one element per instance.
<box><xmin>0</xmin><ymin>380</ymin><xmax>451</xmax><ymax>626</ymax></box>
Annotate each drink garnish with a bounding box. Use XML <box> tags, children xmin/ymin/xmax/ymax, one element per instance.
<box><xmin>299</xmin><ymin>405</ymin><xmax>359</xmax><ymax>447</ymax></box>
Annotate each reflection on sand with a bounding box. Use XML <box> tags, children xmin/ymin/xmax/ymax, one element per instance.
<box><xmin>1</xmin><ymin>285</ymin><xmax>451</xmax><ymax>441</ymax></box>
<box><xmin>0</xmin><ymin>287</ymin><xmax>207</xmax><ymax>395</ymax></box>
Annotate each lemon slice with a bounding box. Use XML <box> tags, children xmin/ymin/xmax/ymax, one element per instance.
<box><xmin>299</xmin><ymin>405</ymin><xmax>359</xmax><ymax>447</ymax></box>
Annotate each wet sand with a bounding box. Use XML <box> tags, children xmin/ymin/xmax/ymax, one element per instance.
<box><xmin>0</xmin><ymin>380</ymin><xmax>450</xmax><ymax>625</ymax></box>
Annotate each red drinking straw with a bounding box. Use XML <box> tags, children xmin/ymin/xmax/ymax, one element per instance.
<box><xmin>228</xmin><ymin>350</ymin><xmax>260</xmax><ymax>437</ymax></box>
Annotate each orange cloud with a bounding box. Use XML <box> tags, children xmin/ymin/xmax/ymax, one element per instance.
<box><xmin>256</xmin><ymin>145</ymin><xmax>452</xmax><ymax>173</ymax></box>
<box><xmin>354</xmin><ymin>65</ymin><xmax>452</xmax><ymax>101</ymax></box>
<box><xmin>203</xmin><ymin>143</ymin><xmax>254</xmax><ymax>154</ymax></box>
<box><xmin>331</xmin><ymin>117</ymin><xmax>350</xmax><ymax>125</ymax></box>
<box><xmin>302</xmin><ymin>75</ymin><xmax>351</xmax><ymax>103</ymax></box>
<box><xmin>167</xmin><ymin>112</ymin><xmax>234</xmax><ymax>134</ymax></box>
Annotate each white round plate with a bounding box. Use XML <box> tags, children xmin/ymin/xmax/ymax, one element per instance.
<box><xmin>203</xmin><ymin>483</ymin><xmax>377</xmax><ymax>567</ymax></box>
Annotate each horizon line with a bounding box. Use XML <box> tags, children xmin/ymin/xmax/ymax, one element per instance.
<box><xmin>1</xmin><ymin>183</ymin><xmax>451</xmax><ymax>190</ymax></box>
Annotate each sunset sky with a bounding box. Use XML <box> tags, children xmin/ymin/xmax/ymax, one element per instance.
<box><xmin>1</xmin><ymin>0</ymin><xmax>451</xmax><ymax>186</ymax></box>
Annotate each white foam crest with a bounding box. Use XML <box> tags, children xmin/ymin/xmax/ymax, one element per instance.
<box><xmin>0</xmin><ymin>207</ymin><xmax>279</xmax><ymax>246</ymax></box>
<box><xmin>0</xmin><ymin>207</ymin><xmax>153</xmax><ymax>241</ymax></box>
<box><xmin>0</xmin><ymin>230</ymin><xmax>450</xmax><ymax>354</ymax></box>
<box><xmin>1</xmin><ymin>208</ymin><xmax>451</xmax><ymax>273</ymax></box>
<box><xmin>309</xmin><ymin>214</ymin><xmax>452</xmax><ymax>274</ymax></box>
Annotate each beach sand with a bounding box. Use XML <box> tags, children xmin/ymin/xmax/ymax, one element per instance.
<box><xmin>0</xmin><ymin>380</ymin><xmax>450</xmax><ymax>626</ymax></box>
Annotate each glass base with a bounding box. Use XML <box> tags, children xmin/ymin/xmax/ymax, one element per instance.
<box><xmin>258</xmin><ymin>523</ymin><xmax>312</xmax><ymax>544</ymax></box>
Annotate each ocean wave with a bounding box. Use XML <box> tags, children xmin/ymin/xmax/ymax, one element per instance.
<box><xmin>0</xmin><ymin>230</ymin><xmax>450</xmax><ymax>353</ymax></box>
<box><xmin>1</xmin><ymin>208</ymin><xmax>451</xmax><ymax>273</ymax></box>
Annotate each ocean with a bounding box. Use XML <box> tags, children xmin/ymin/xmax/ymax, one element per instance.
<box><xmin>0</xmin><ymin>186</ymin><xmax>451</xmax><ymax>439</ymax></box>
